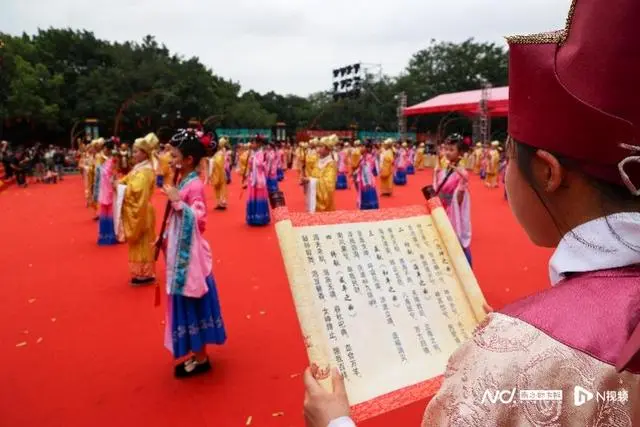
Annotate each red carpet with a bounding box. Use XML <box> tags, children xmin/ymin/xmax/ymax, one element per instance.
<box><xmin>0</xmin><ymin>169</ymin><xmax>551</xmax><ymax>427</ymax></box>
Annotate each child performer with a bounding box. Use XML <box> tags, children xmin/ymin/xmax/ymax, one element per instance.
<box><xmin>120</xmin><ymin>133</ymin><xmax>158</xmax><ymax>285</ymax></box>
<box><xmin>471</xmin><ymin>142</ymin><xmax>482</xmax><ymax>174</ymax></box>
<box><xmin>335</xmin><ymin>141</ymin><xmax>349</xmax><ymax>190</ymax></box>
<box><xmin>350</xmin><ymin>140</ymin><xmax>362</xmax><ymax>176</ymax></box>
<box><xmin>302</xmin><ymin>136</ymin><xmax>338</xmax><ymax>212</ymax></box>
<box><xmin>276</xmin><ymin>143</ymin><xmax>285</xmax><ymax>182</ymax></box>
<box><xmin>237</xmin><ymin>142</ymin><xmax>250</xmax><ymax>177</ymax></box>
<box><xmin>393</xmin><ymin>142</ymin><xmax>408</xmax><ymax>185</ymax></box>
<box><xmin>415</xmin><ymin>143</ymin><xmax>425</xmax><ymax>171</ymax></box>
<box><xmin>435</xmin><ymin>134</ymin><xmax>472</xmax><ymax>265</ymax></box>
<box><xmin>242</xmin><ymin>136</ymin><xmax>270</xmax><ymax>226</ymax></box>
<box><xmin>305</xmin><ymin>2</ymin><xmax>640</xmax><ymax>424</ymax></box>
<box><xmin>158</xmin><ymin>129</ymin><xmax>226</xmax><ymax>378</ymax></box>
<box><xmin>210</xmin><ymin>137</ymin><xmax>228</xmax><ymax>210</ymax></box>
<box><xmin>97</xmin><ymin>138</ymin><xmax>118</xmax><ymax>245</ymax></box>
<box><xmin>84</xmin><ymin>144</ymin><xmax>96</xmax><ymax>207</ymax></box>
<box><xmin>406</xmin><ymin>143</ymin><xmax>416</xmax><ymax>175</ymax></box>
<box><xmin>485</xmin><ymin>140</ymin><xmax>501</xmax><ymax>188</ymax></box>
<box><xmin>353</xmin><ymin>141</ymin><xmax>379</xmax><ymax>210</ymax></box>
<box><xmin>379</xmin><ymin>139</ymin><xmax>395</xmax><ymax>196</ymax></box>
<box><xmin>266</xmin><ymin>143</ymin><xmax>280</xmax><ymax>194</ymax></box>
<box><xmin>305</xmin><ymin>138</ymin><xmax>319</xmax><ymax>178</ymax></box>
<box><xmin>157</xmin><ymin>129</ymin><xmax>226</xmax><ymax>378</ymax></box>
<box><xmin>92</xmin><ymin>138</ymin><xmax>106</xmax><ymax>220</ymax></box>
<box><xmin>155</xmin><ymin>144</ymin><xmax>173</xmax><ymax>189</ymax></box>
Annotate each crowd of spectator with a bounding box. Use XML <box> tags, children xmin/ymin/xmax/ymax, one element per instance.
<box><xmin>1</xmin><ymin>141</ymin><xmax>80</xmax><ymax>187</ymax></box>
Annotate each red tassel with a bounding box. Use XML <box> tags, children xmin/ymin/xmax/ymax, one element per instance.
<box><xmin>154</xmin><ymin>284</ymin><xmax>161</xmax><ymax>307</ymax></box>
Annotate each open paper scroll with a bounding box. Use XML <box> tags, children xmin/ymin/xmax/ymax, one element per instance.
<box><xmin>273</xmin><ymin>195</ymin><xmax>487</xmax><ymax>422</ymax></box>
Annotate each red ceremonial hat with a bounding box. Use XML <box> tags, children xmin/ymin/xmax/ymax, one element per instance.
<box><xmin>507</xmin><ymin>0</ymin><xmax>640</xmax><ymax>193</ymax></box>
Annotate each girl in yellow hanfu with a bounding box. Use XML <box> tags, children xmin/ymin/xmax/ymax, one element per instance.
<box><xmin>120</xmin><ymin>133</ymin><xmax>159</xmax><ymax>286</ymax></box>
<box><xmin>211</xmin><ymin>137</ymin><xmax>229</xmax><ymax>210</ymax></box>
<box><xmin>379</xmin><ymin>139</ymin><xmax>395</xmax><ymax>196</ymax></box>
<box><xmin>472</xmin><ymin>142</ymin><xmax>483</xmax><ymax>174</ymax></box>
<box><xmin>302</xmin><ymin>136</ymin><xmax>337</xmax><ymax>212</ymax></box>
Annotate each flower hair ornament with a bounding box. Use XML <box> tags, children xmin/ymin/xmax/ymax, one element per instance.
<box><xmin>170</xmin><ymin>128</ymin><xmax>217</xmax><ymax>152</ymax></box>
<box><xmin>618</xmin><ymin>143</ymin><xmax>640</xmax><ymax>196</ymax></box>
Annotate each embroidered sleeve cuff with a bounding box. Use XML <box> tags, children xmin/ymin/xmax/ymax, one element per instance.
<box><xmin>171</xmin><ymin>200</ymin><xmax>185</xmax><ymax>211</ymax></box>
<box><xmin>328</xmin><ymin>417</ymin><xmax>356</xmax><ymax>427</ymax></box>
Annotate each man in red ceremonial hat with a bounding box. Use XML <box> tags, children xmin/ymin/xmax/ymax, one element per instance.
<box><xmin>302</xmin><ymin>0</ymin><xmax>640</xmax><ymax>425</ymax></box>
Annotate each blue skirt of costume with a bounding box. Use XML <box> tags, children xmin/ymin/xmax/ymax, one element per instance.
<box><xmin>246</xmin><ymin>188</ymin><xmax>271</xmax><ymax>226</ymax></box>
<box><xmin>336</xmin><ymin>173</ymin><xmax>348</xmax><ymax>190</ymax></box>
<box><xmin>372</xmin><ymin>164</ymin><xmax>378</xmax><ymax>177</ymax></box>
<box><xmin>156</xmin><ymin>175</ymin><xmax>164</xmax><ymax>188</ymax></box>
<box><xmin>360</xmin><ymin>187</ymin><xmax>379</xmax><ymax>210</ymax></box>
<box><xmin>407</xmin><ymin>165</ymin><xmax>415</xmax><ymax>175</ymax></box>
<box><xmin>266</xmin><ymin>177</ymin><xmax>279</xmax><ymax>194</ymax></box>
<box><xmin>170</xmin><ymin>275</ymin><xmax>227</xmax><ymax>359</ymax></box>
<box><xmin>277</xmin><ymin>168</ymin><xmax>284</xmax><ymax>182</ymax></box>
<box><xmin>225</xmin><ymin>169</ymin><xmax>231</xmax><ymax>185</ymax></box>
<box><xmin>393</xmin><ymin>170</ymin><xmax>407</xmax><ymax>185</ymax></box>
<box><xmin>97</xmin><ymin>205</ymin><xmax>118</xmax><ymax>245</ymax></box>
<box><xmin>480</xmin><ymin>169</ymin><xmax>486</xmax><ymax>180</ymax></box>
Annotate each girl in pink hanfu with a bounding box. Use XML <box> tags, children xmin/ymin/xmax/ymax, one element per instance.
<box><xmin>335</xmin><ymin>144</ymin><xmax>349</xmax><ymax>190</ymax></box>
<box><xmin>276</xmin><ymin>144</ymin><xmax>285</xmax><ymax>181</ymax></box>
<box><xmin>406</xmin><ymin>145</ymin><xmax>416</xmax><ymax>175</ymax></box>
<box><xmin>393</xmin><ymin>144</ymin><xmax>408</xmax><ymax>185</ymax></box>
<box><xmin>302</xmin><ymin>2</ymin><xmax>640</xmax><ymax>425</ymax></box>
<box><xmin>434</xmin><ymin>135</ymin><xmax>471</xmax><ymax>266</ymax></box>
<box><xmin>242</xmin><ymin>137</ymin><xmax>270</xmax><ymax>226</ymax></box>
<box><xmin>97</xmin><ymin>138</ymin><xmax>118</xmax><ymax>245</ymax></box>
<box><xmin>161</xmin><ymin>130</ymin><xmax>226</xmax><ymax>378</ymax></box>
<box><xmin>265</xmin><ymin>144</ymin><xmax>279</xmax><ymax>194</ymax></box>
<box><xmin>353</xmin><ymin>142</ymin><xmax>379</xmax><ymax>210</ymax></box>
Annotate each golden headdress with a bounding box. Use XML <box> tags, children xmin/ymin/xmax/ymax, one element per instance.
<box><xmin>491</xmin><ymin>140</ymin><xmax>500</xmax><ymax>147</ymax></box>
<box><xmin>354</xmin><ymin>140</ymin><xmax>361</xmax><ymax>146</ymax></box>
<box><xmin>219</xmin><ymin>137</ymin><xmax>229</xmax><ymax>148</ymax></box>
<box><xmin>402</xmin><ymin>142</ymin><xmax>408</xmax><ymax>148</ymax></box>
<box><xmin>134</xmin><ymin>132</ymin><xmax>160</xmax><ymax>156</ymax></box>
<box><xmin>476</xmin><ymin>142</ymin><xmax>482</xmax><ymax>147</ymax></box>
<box><xmin>318</xmin><ymin>136</ymin><xmax>336</xmax><ymax>149</ymax></box>
<box><xmin>383</xmin><ymin>138</ymin><xmax>394</xmax><ymax>147</ymax></box>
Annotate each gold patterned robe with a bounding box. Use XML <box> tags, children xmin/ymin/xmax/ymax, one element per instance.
<box><xmin>415</xmin><ymin>148</ymin><xmax>425</xmax><ymax>170</ymax></box>
<box><xmin>305</xmin><ymin>150</ymin><xmax>318</xmax><ymax>178</ymax></box>
<box><xmin>379</xmin><ymin>149</ymin><xmax>394</xmax><ymax>195</ymax></box>
<box><xmin>423</xmin><ymin>311</ymin><xmax>640</xmax><ymax>426</ymax></box>
<box><xmin>309</xmin><ymin>156</ymin><xmax>337</xmax><ymax>212</ymax></box>
<box><xmin>211</xmin><ymin>150</ymin><xmax>227</xmax><ymax>206</ymax></box>
<box><xmin>119</xmin><ymin>160</ymin><xmax>156</xmax><ymax>279</ymax></box>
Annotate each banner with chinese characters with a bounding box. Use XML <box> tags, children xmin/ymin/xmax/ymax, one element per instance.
<box><xmin>273</xmin><ymin>201</ymin><xmax>487</xmax><ymax>422</ymax></box>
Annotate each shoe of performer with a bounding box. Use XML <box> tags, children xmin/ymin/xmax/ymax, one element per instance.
<box><xmin>130</xmin><ymin>277</ymin><xmax>156</xmax><ymax>286</ymax></box>
<box><xmin>174</xmin><ymin>357</ymin><xmax>212</xmax><ymax>378</ymax></box>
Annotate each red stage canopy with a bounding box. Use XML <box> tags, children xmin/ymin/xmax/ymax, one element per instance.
<box><xmin>403</xmin><ymin>86</ymin><xmax>509</xmax><ymax>117</ymax></box>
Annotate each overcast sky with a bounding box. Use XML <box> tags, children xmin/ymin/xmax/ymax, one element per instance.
<box><xmin>2</xmin><ymin>0</ymin><xmax>572</xmax><ymax>96</ymax></box>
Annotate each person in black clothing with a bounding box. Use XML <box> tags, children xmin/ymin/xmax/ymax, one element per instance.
<box><xmin>11</xmin><ymin>148</ymin><xmax>28</xmax><ymax>187</ymax></box>
<box><xmin>53</xmin><ymin>148</ymin><xmax>65</xmax><ymax>181</ymax></box>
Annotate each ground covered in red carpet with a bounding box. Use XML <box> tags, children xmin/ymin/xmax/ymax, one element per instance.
<box><xmin>0</xmin><ymin>169</ymin><xmax>551</xmax><ymax>427</ymax></box>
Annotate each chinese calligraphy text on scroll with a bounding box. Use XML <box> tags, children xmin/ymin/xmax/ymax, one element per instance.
<box><xmin>297</xmin><ymin>215</ymin><xmax>477</xmax><ymax>404</ymax></box>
